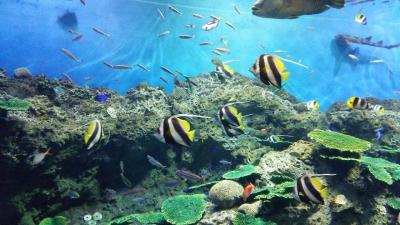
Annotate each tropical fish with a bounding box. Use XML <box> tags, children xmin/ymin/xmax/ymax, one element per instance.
<box><xmin>159</xmin><ymin>31</ymin><xmax>171</xmax><ymax>37</ymax></box>
<box><xmin>252</xmin><ymin>0</ymin><xmax>345</xmax><ymax>19</ymax></box>
<box><xmin>250</xmin><ymin>54</ymin><xmax>289</xmax><ymax>89</ymax></box>
<box><xmin>219</xmin><ymin>159</ymin><xmax>232</xmax><ymax>166</ymax></box>
<box><xmin>113</xmin><ymin>64</ymin><xmax>132</xmax><ymax>70</ymax></box>
<box><xmin>147</xmin><ymin>155</ymin><xmax>166</xmax><ymax>169</ymax></box>
<box><xmin>179</xmin><ymin>34</ymin><xmax>194</xmax><ymax>39</ymax></box>
<box><xmin>84</xmin><ymin>119</ymin><xmax>104</xmax><ymax>150</ymax></box>
<box><xmin>31</xmin><ymin>148</ymin><xmax>52</xmax><ymax>165</ymax></box>
<box><xmin>66</xmin><ymin>191</ymin><xmax>80</xmax><ymax>199</ymax></box>
<box><xmin>372</xmin><ymin>104</ymin><xmax>384</xmax><ymax>113</ymax></box>
<box><xmin>137</xmin><ymin>64</ymin><xmax>150</xmax><ymax>72</ymax></box>
<box><xmin>154</xmin><ymin>116</ymin><xmax>196</xmax><ymax>148</ymax></box>
<box><xmin>212</xmin><ymin>58</ymin><xmax>235</xmax><ymax>77</ymax></box>
<box><xmin>192</xmin><ymin>13</ymin><xmax>204</xmax><ymax>19</ymax></box>
<box><xmin>200</xmin><ymin>42</ymin><xmax>213</xmax><ymax>46</ymax></box>
<box><xmin>233</xmin><ymin>4</ymin><xmax>241</xmax><ymax>14</ymax></box>
<box><xmin>160</xmin><ymin>66</ymin><xmax>176</xmax><ymax>77</ymax></box>
<box><xmin>94</xmin><ymin>93</ymin><xmax>110</xmax><ymax>102</ymax></box>
<box><xmin>93</xmin><ymin>27</ymin><xmax>110</xmax><ymax>38</ymax></box>
<box><xmin>80</xmin><ymin>0</ymin><xmax>86</xmax><ymax>6</ymax></box>
<box><xmin>293</xmin><ymin>174</ymin><xmax>335</xmax><ymax>204</ymax></box>
<box><xmin>60</xmin><ymin>48</ymin><xmax>80</xmax><ymax>63</ymax></box>
<box><xmin>157</xmin><ymin>8</ymin><xmax>165</xmax><ymax>20</ymax></box>
<box><xmin>225</xmin><ymin>22</ymin><xmax>236</xmax><ymax>30</ymax></box>
<box><xmin>176</xmin><ymin>170</ymin><xmax>203</xmax><ymax>181</ymax></box>
<box><xmin>217</xmin><ymin>104</ymin><xmax>245</xmax><ymax>137</ymax></box>
<box><xmin>122</xmin><ymin>187</ymin><xmax>146</xmax><ymax>196</ymax></box>
<box><xmin>165</xmin><ymin>179</ymin><xmax>180</xmax><ymax>188</ymax></box>
<box><xmin>202</xmin><ymin>20</ymin><xmax>219</xmax><ymax>31</ymax></box>
<box><xmin>242</xmin><ymin>183</ymin><xmax>255</xmax><ymax>201</ymax></box>
<box><xmin>306</xmin><ymin>100</ymin><xmax>320</xmax><ymax>112</ymax></box>
<box><xmin>375</xmin><ymin>127</ymin><xmax>384</xmax><ymax>140</ymax></box>
<box><xmin>120</xmin><ymin>173</ymin><xmax>133</xmax><ymax>188</ymax></box>
<box><xmin>168</xmin><ymin>5</ymin><xmax>182</xmax><ymax>15</ymax></box>
<box><xmin>160</xmin><ymin>76</ymin><xmax>169</xmax><ymax>84</ymax></box>
<box><xmin>347</xmin><ymin>97</ymin><xmax>369</xmax><ymax>110</ymax></box>
<box><xmin>355</xmin><ymin>12</ymin><xmax>367</xmax><ymax>25</ymax></box>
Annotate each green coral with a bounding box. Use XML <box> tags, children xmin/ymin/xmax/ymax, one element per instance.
<box><xmin>308</xmin><ymin>129</ymin><xmax>371</xmax><ymax>154</ymax></box>
<box><xmin>387</xmin><ymin>198</ymin><xmax>400</xmax><ymax>210</ymax></box>
<box><xmin>38</xmin><ymin>216</ymin><xmax>67</xmax><ymax>225</ymax></box>
<box><xmin>0</xmin><ymin>97</ymin><xmax>31</xmax><ymax>111</ymax></box>
<box><xmin>187</xmin><ymin>180</ymin><xmax>219</xmax><ymax>190</ymax></box>
<box><xmin>223</xmin><ymin>165</ymin><xmax>257</xmax><ymax>180</ymax></box>
<box><xmin>161</xmin><ymin>194</ymin><xmax>207</xmax><ymax>225</ymax></box>
<box><xmin>360</xmin><ymin>156</ymin><xmax>400</xmax><ymax>185</ymax></box>
<box><xmin>233</xmin><ymin>213</ymin><xmax>276</xmax><ymax>225</ymax></box>
<box><xmin>107</xmin><ymin>212</ymin><xmax>165</xmax><ymax>225</ymax></box>
<box><xmin>254</xmin><ymin>181</ymin><xmax>295</xmax><ymax>201</ymax></box>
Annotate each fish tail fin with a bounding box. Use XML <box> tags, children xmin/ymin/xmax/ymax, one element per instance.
<box><xmin>188</xmin><ymin>130</ymin><xmax>196</xmax><ymax>142</ymax></box>
<box><xmin>329</xmin><ymin>0</ymin><xmax>345</xmax><ymax>9</ymax></box>
<box><xmin>320</xmin><ymin>187</ymin><xmax>328</xmax><ymax>201</ymax></box>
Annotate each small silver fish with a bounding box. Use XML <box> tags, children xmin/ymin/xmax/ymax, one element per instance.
<box><xmin>120</xmin><ymin>173</ymin><xmax>132</xmax><ymax>188</ymax></box>
<box><xmin>61</xmin><ymin>48</ymin><xmax>80</xmax><ymax>63</ymax></box>
<box><xmin>233</xmin><ymin>4</ymin><xmax>241</xmax><ymax>15</ymax></box>
<box><xmin>66</xmin><ymin>191</ymin><xmax>80</xmax><ymax>199</ymax></box>
<box><xmin>157</xmin><ymin>8</ymin><xmax>165</xmax><ymax>20</ymax></box>
<box><xmin>103</xmin><ymin>61</ymin><xmax>114</xmax><ymax>68</ymax></box>
<box><xmin>72</xmin><ymin>34</ymin><xmax>83</xmax><ymax>41</ymax></box>
<box><xmin>210</xmin><ymin>15</ymin><xmax>221</xmax><ymax>21</ymax></box>
<box><xmin>160</xmin><ymin>76</ymin><xmax>169</xmax><ymax>84</ymax></box>
<box><xmin>212</xmin><ymin>50</ymin><xmax>223</xmax><ymax>56</ymax></box>
<box><xmin>215</xmin><ymin>47</ymin><xmax>230</xmax><ymax>54</ymax></box>
<box><xmin>113</xmin><ymin>64</ymin><xmax>132</xmax><ymax>70</ymax></box>
<box><xmin>192</xmin><ymin>13</ymin><xmax>203</xmax><ymax>19</ymax></box>
<box><xmin>200</xmin><ymin>42</ymin><xmax>213</xmax><ymax>46</ymax></box>
<box><xmin>186</xmin><ymin>24</ymin><xmax>196</xmax><ymax>29</ymax></box>
<box><xmin>137</xmin><ymin>64</ymin><xmax>150</xmax><ymax>71</ymax></box>
<box><xmin>179</xmin><ymin>34</ymin><xmax>194</xmax><ymax>39</ymax></box>
<box><xmin>225</xmin><ymin>22</ymin><xmax>236</xmax><ymax>30</ymax></box>
<box><xmin>93</xmin><ymin>27</ymin><xmax>110</xmax><ymax>38</ymax></box>
<box><xmin>370</xmin><ymin>59</ymin><xmax>385</xmax><ymax>64</ymax></box>
<box><xmin>348</xmin><ymin>54</ymin><xmax>359</xmax><ymax>61</ymax></box>
<box><xmin>159</xmin><ymin>31</ymin><xmax>171</xmax><ymax>37</ymax></box>
<box><xmin>160</xmin><ymin>66</ymin><xmax>176</xmax><ymax>76</ymax></box>
<box><xmin>168</xmin><ymin>5</ymin><xmax>182</xmax><ymax>15</ymax></box>
<box><xmin>147</xmin><ymin>155</ymin><xmax>166</xmax><ymax>169</ymax></box>
<box><xmin>31</xmin><ymin>148</ymin><xmax>52</xmax><ymax>165</ymax></box>
<box><xmin>219</xmin><ymin>159</ymin><xmax>232</xmax><ymax>165</ymax></box>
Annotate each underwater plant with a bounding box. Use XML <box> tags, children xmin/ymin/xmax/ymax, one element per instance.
<box><xmin>0</xmin><ymin>97</ymin><xmax>30</xmax><ymax>111</ymax></box>
<box><xmin>308</xmin><ymin>129</ymin><xmax>371</xmax><ymax>154</ymax></box>
<box><xmin>386</xmin><ymin>197</ymin><xmax>400</xmax><ymax>210</ymax></box>
<box><xmin>254</xmin><ymin>181</ymin><xmax>295</xmax><ymax>201</ymax></box>
<box><xmin>38</xmin><ymin>216</ymin><xmax>67</xmax><ymax>225</ymax></box>
<box><xmin>107</xmin><ymin>212</ymin><xmax>165</xmax><ymax>225</ymax></box>
<box><xmin>222</xmin><ymin>165</ymin><xmax>257</xmax><ymax>180</ymax></box>
<box><xmin>233</xmin><ymin>213</ymin><xmax>276</xmax><ymax>225</ymax></box>
<box><xmin>161</xmin><ymin>194</ymin><xmax>207</xmax><ymax>225</ymax></box>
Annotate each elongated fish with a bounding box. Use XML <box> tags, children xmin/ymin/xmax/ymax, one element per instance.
<box><xmin>103</xmin><ymin>61</ymin><xmax>114</xmax><ymax>68</ymax></box>
<box><xmin>72</xmin><ymin>34</ymin><xmax>83</xmax><ymax>41</ymax></box>
<box><xmin>168</xmin><ymin>5</ymin><xmax>182</xmax><ymax>15</ymax></box>
<box><xmin>212</xmin><ymin>50</ymin><xmax>223</xmax><ymax>56</ymax></box>
<box><xmin>233</xmin><ymin>4</ymin><xmax>241</xmax><ymax>15</ymax></box>
<box><xmin>160</xmin><ymin>66</ymin><xmax>176</xmax><ymax>76</ymax></box>
<box><xmin>159</xmin><ymin>31</ymin><xmax>171</xmax><ymax>37</ymax></box>
<box><xmin>215</xmin><ymin>47</ymin><xmax>230</xmax><ymax>54</ymax></box>
<box><xmin>160</xmin><ymin>76</ymin><xmax>169</xmax><ymax>84</ymax></box>
<box><xmin>200</xmin><ymin>42</ymin><xmax>213</xmax><ymax>46</ymax></box>
<box><xmin>113</xmin><ymin>64</ymin><xmax>132</xmax><ymax>70</ymax></box>
<box><xmin>179</xmin><ymin>34</ymin><xmax>194</xmax><ymax>39</ymax></box>
<box><xmin>147</xmin><ymin>155</ymin><xmax>166</xmax><ymax>169</ymax></box>
<box><xmin>192</xmin><ymin>13</ymin><xmax>203</xmax><ymax>19</ymax></box>
<box><xmin>137</xmin><ymin>64</ymin><xmax>150</xmax><ymax>71</ymax></box>
<box><xmin>176</xmin><ymin>170</ymin><xmax>203</xmax><ymax>181</ymax></box>
<box><xmin>225</xmin><ymin>22</ymin><xmax>236</xmax><ymax>30</ymax></box>
<box><xmin>61</xmin><ymin>48</ymin><xmax>80</xmax><ymax>63</ymax></box>
<box><xmin>157</xmin><ymin>8</ymin><xmax>165</xmax><ymax>20</ymax></box>
<box><xmin>93</xmin><ymin>27</ymin><xmax>110</xmax><ymax>38</ymax></box>
<box><xmin>80</xmin><ymin>0</ymin><xmax>86</xmax><ymax>6</ymax></box>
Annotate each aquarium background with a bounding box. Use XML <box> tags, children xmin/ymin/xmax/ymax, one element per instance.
<box><xmin>0</xmin><ymin>0</ymin><xmax>399</xmax><ymax>110</ymax></box>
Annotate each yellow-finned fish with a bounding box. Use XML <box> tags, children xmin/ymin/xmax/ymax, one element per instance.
<box><xmin>293</xmin><ymin>174</ymin><xmax>335</xmax><ymax>204</ymax></box>
<box><xmin>250</xmin><ymin>54</ymin><xmax>289</xmax><ymax>88</ymax></box>
<box><xmin>154</xmin><ymin>116</ymin><xmax>196</xmax><ymax>148</ymax></box>
<box><xmin>355</xmin><ymin>12</ymin><xmax>367</xmax><ymax>25</ymax></box>
<box><xmin>218</xmin><ymin>104</ymin><xmax>245</xmax><ymax>137</ymax></box>
<box><xmin>306</xmin><ymin>100</ymin><xmax>320</xmax><ymax>112</ymax></box>
<box><xmin>212</xmin><ymin>58</ymin><xmax>235</xmax><ymax>77</ymax></box>
<box><xmin>372</xmin><ymin>104</ymin><xmax>384</xmax><ymax>114</ymax></box>
<box><xmin>84</xmin><ymin>119</ymin><xmax>104</xmax><ymax>150</ymax></box>
<box><xmin>347</xmin><ymin>97</ymin><xmax>369</xmax><ymax>110</ymax></box>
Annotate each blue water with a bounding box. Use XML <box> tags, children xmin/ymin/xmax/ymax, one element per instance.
<box><xmin>0</xmin><ymin>0</ymin><xmax>399</xmax><ymax>110</ymax></box>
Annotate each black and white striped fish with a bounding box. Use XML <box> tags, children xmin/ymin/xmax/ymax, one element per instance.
<box><xmin>84</xmin><ymin>119</ymin><xmax>104</xmax><ymax>150</ymax></box>
<box><xmin>217</xmin><ymin>105</ymin><xmax>244</xmax><ymax>137</ymax></box>
<box><xmin>154</xmin><ymin>116</ymin><xmax>196</xmax><ymax>148</ymax></box>
<box><xmin>372</xmin><ymin>104</ymin><xmax>384</xmax><ymax>113</ymax></box>
<box><xmin>347</xmin><ymin>97</ymin><xmax>369</xmax><ymax>110</ymax></box>
<box><xmin>250</xmin><ymin>54</ymin><xmax>289</xmax><ymax>88</ymax></box>
<box><xmin>293</xmin><ymin>174</ymin><xmax>334</xmax><ymax>204</ymax></box>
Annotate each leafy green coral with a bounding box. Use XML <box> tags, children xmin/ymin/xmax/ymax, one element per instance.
<box><xmin>0</xmin><ymin>98</ymin><xmax>31</xmax><ymax>111</ymax></box>
<box><xmin>254</xmin><ymin>181</ymin><xmax>295</xmax><ymax>201</ymax></box>
<box><xmin>308</xmin><ymin>129</ymin><xmax>371</xmax><ymax>154</ymax></box>
<box><xmin>387</xmin><ymin>197</ymin><xmax>400</xmax><ymax>210</ymax></box>
<box><xmin>187</xmin><ymin>180</ymin><xmax>219</xmax><ymax>190</ymax></box>
<box><xmin>233</xmin><ymin>213</ymin><xmax>276</xmax><ymax>225</ymax></box>
<box><xmin>38</xmin><ymin>216</ymin><xmax>67</xmax><ymax>225</ymax></box>
<box><xmin>161</xmin><ymin>194</ymin><xmax>207</xmax><ymax>225</ymax></box>
<box><xmin>107</xmin><ymin>212</ymin><xmax>165</xmax><ymax>225</ymax></box>
<box><xmin>223</xmin><ymin>165</ymin><xmax>257</xmax><ymax>179</ymax></box>
<box><xmin>360</xmin><ymin>156</ymin><xmax>400</xmax><ymax>185</ymax></box>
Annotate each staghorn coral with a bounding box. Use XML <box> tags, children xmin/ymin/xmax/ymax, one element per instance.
<box><xmin>161</xmin><ymin>194</ymin><xmax>207</xmax><ymax>225</ymax></box>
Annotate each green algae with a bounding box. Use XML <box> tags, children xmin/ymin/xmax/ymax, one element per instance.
<box><xmin>233</xmin><ymin>213</ymin><xmax>276</xmax><ymax>225</ymax></box>
<box><xmin>0</xmin><ymin>97</ymin><xmax>30</xmax><ymax>111</ymax></box>
<box><xmin>161</xmin><ymin>194</ymin><xmax>207</xmax><ymax>225</ymax></box>
<box><xmin>222</xmin><ymin>165</ymin><xmax>257</xmax><ymax>180</ymax></box>
<box><xmin>308</xmin><ymin>129</ymin><xmax>371</xmax><ymax>154</ymax></box>
<box><xmin>38</xmin><ymin>216</ymin><xmax>67</xmax><ymax>225</ymax></box>
<box><xmin>107</xmin><ymin>212</ymin><xmax>165</xmax><ymax>225</ymax></box>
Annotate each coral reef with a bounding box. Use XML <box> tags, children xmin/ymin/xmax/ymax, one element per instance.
<box><xmin>208</xmin><ymin>180</ymin><xmax>244</xmax><ymax>209</ymax></box>
<box><xmin>222</xmin><ymin>165</ymin><xmax>257</xmax><ymax>180</ymax></box>
<box><xmin>161</xmin><ymin>194</ymin><xmax>207</xmax><ymax>225</ymax></box>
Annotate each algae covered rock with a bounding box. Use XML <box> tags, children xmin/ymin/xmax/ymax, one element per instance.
<box><xmin>238</xmin><ymin>200</ymin><xmax>263</xmax><ymax>216</ymax></box>
<box><xmin>0</xmin><ymin>97</ymin><xmax>30</xmax><ymax>111</ymax></box>
<box><xmin>107</xmin><ymin>212</ymin><xmax>165</xmax><ymax>225</ymax></box>
<box><xmin>233</xmin><ymin>213</ymin><xmax>275</xmax><ymax>225</ymax></box>
<box><xmin>38</xmin><ymin>216</ymin><xmax>67</xmax><ymax>225</ymax></box>
<box><xmin>13</xmin><ymin>67</ymin><xmax>32</xmax><ymax>79</ymax></box>
<box><xmin>161</xmin><ymin>194</ymin><xmax>207</xmax><ymax>225</ymax></box>
<box><xmin>209</xmin><ymin>180</ymin><xmax>244</xmax><ymax>209</ymax></box>
<box><xmin>198</xmin><ymin>208</ymin><xmax>237</xmax><ymax>225</ymax></box>
<box><xmin>222</xmin><ymin>165</ymin><xmax>257</xmax><ymax>180</ymax></box>
<box><xmin>308</xmin><ymin>129</ymin><xmax>371</xmax><ymax>154</ymax></box>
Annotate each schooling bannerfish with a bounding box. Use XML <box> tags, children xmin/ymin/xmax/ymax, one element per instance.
<box><xmin>147</xmin><ymin>155</ymin><xmax>166</xmax><ymax>169</ymax></box>
<box><xmin>252</xmin><ymin>0</ymin><xmax>345</xmax><ymax>19</ymax></box>
<box><xmin>93</xmin><ymin>27</ymin><xmax>110</xmax><ymax>38</ymax></box>
<box><xmin>176</xmin><ymin>170</ymin><xmax>203</xmax><ymax>181</ymax></box>
<box><xmin>60</xmin><ymin>48</ymin><xmax>80</xmax><ymax>63</ymax></box>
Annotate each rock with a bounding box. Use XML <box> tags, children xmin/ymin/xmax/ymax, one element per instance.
<box><xmin>209</xmin><ymin>180</ymin><xmax>243</xmax><ymax>209</ymax></box>
<box><xmin>13</xmin><ymin>67</ymin><xmax>32</xmax><ymax>79</ymax></box>
<box><xmin>198</xmin><ymin>208</ymin><xmax>237</xmax><ymax>225</ymax></box>
<box><xmin>237</xmin><ymin>200</ymin><xmax>262</xmax><ymax>216</ymax></box>
<box><xmin>330</xmin><ymin>194</ymin><xmax>353</xmax><ymax>213</ymax></box>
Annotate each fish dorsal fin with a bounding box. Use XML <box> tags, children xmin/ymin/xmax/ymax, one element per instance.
<box><xmin>274</xmin><ymin>57</ymin><xmax>290</xmax><ymax>81</ymax></box>
<box><xmin>84</xmin><ymin>121</ymin><xmax>96</xmax><ymax>144</ymax></box>
<box><xmin>177</xmin><ymin>118</ymin><xmax>191</xmax><ymax>132</ymax></box>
